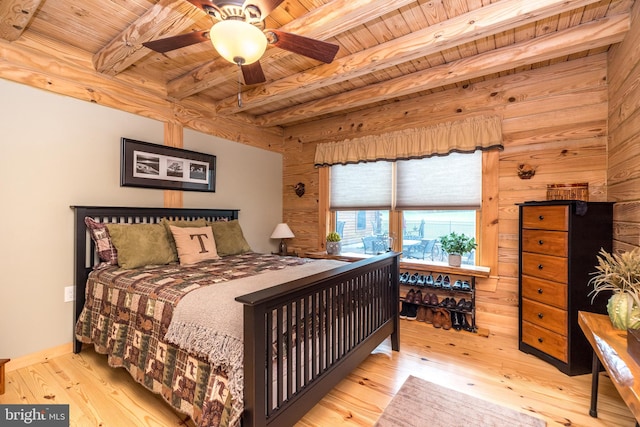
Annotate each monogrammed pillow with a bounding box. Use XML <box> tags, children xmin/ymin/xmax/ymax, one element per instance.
<box><xmin>169</xmin><ymin>225</ymin><xmax>220</xmax><ymax>265</ymax></box>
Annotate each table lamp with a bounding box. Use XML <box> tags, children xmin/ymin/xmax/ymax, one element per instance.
<box><xmin>271</xmin><ymin>223</ymin><xmax>295</xmax><ymax>255</ymax></box>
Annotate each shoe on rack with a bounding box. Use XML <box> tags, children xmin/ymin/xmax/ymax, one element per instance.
<box><xmin>405</xmin><ymin>289</ymin><xmax>416</xmax><ymax>303</ymax></box>
<box><xmin>463</xmin><ymin>300</ymin><xmax>472</xmax><ymax>311</ymax></box>
<box><xmin>452</xmin><ymin>312</ymin><xmax>462</xmax><ymax>331</ymax></box>
<box><xmin>406</xmin><ymin>304</ymin><xmax>418</xmax><ymax>320</ymax></box>
<box><xmin>446</xmin><ymin>298</ymin><xmax>457</xmax><ymax>309</ymax></box>
<box><xmin>461</xmin><ymin>280</ymin><xmax>471</xmax><ymax>291</ymax></box>
<box><xmin>441</xmin><ymin>309</ymin><xmax>452</xmax><ymax>330</ymax></box>
<box><xmin>425</xmin><ymin>308</ymin><xmax>434</xmax><ymax>324</ymax></box>
<box><xmin>432</xmin><ymin>309</ymin><xmax>443</xmax><ymax>328</ymax></box>
<box><xmin>399</xmin><ymin>272</ymin><xmax>410</xmax><ymax>284</ymax></box>
<box><xmin>399</xmin><ymin>301</ymin><xmax>409</xmax><ymax>319</ymax></box>
<box><xmin>434</xmin><ymin>274</ymin><xmax>443</xmax><ymax>288</ymax></box>
<box><xmin>452</xmin><ymin>280</ymin><xmax>463</xmax><ymax>290</ymax></box>
<box><xmin>462</xmin><ymin>313</ymin><xmax>474</xmax><ymax>332</ymax></box>
<box><xmin>429</xmin><ymin>293</ymin><xmax>439</xmax><ymax>306</ymax></box>
<box><xmin>425</xmin><ymin>275</ymin><xmax>434</xmax><ymax>287</ymax></box>
<box><xmin>438</xmin><ymin>297</ymin><xmax>450</xmax><ymax>308</ymax></box>
<box><xmin>442</xmin><ymin>275</ymin><xmax>452</xmax><ymax>290</ymax></box>
<box><xmin>408</xmin><ymin>273</ymin><xmax>419</xmax><ymax>285</ymax></box>
<box><xmin>456</xmin><ymin>298</ymin><xmax>467</xmax><ymax>311</ymax></box>
<box><xmin>417</xmin><ymin>274</ymin><xmax>426</xmax><ymax>286</ymax></box>
<box><xmin>414</xmin><ymin>290</ymin><xmax>423</xmax><ymax>304</ymax></box>
<box><xmin>416</xmin><ymin>306</ymin><xmax>427</xmax><ymax>322</ymax></box>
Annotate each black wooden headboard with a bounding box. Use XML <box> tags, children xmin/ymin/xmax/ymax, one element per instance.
<box><xmin>71</xmin><ymin>206</ymin><xmax>240</xmax><ymax>353</ymax></box>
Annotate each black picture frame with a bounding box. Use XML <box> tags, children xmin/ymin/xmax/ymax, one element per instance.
<box><xmin>120</xmin><ymin>138</ymin><xmax>216</xmax><ymax>192</ymax></box>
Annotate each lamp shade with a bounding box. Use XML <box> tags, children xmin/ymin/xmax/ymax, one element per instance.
<box><xmin>270</xmin><ymin>223</ymin><xmax>295</xmax><ymax>239</ymax></box>
<box><xmin>210</xmin><ymin>20</ymin><xmax>268</xmax><ymax>65</ymax></box>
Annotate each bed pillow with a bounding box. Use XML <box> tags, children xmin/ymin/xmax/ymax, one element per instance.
<box><xmin>169</xmin><ymin>225</ymin><xmax>220</xmax><ymax>265</ymax></box>
<box><xmin>84</xmin><ymin>217</ymin><xmax>118</xmax><ymax>268</ymax></box>
<box><xmin>161</xmin><ymin>218</ymin><xmax>208</xmax><ymax>262</ymax></box>
<box><xmin>207</xmin><ymin>219</ymin><xmax>252</xmax><ymax>256</ymax></box>
<box><xmin>106</xmin><ymin>223</ymin><xmax>175</xmax><ymax>269</ymax></box>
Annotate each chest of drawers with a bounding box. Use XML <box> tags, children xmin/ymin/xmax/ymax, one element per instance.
<box><xmin>518</xmin><ymin>201</ymin><xmax>613</xmax><ymax>375</ymax></box>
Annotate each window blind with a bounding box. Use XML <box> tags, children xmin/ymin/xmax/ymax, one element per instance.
<box><xmin>396</xmin><ymin>152</ymin><xmax>481</xmax><ymax>210</ymax></box>
<box><xmin>330</xmin><ymin>161</ymin><xmax>393</xmax><ymax>210</ymax></box>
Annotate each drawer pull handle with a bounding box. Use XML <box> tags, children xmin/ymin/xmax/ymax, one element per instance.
<box><xmin>538</xmin><ymin>264</ymin><xmax>543</xmax><ymax>270</ymax></box>
<box><xmin>538</xmin><ymin>215</ymin><xmax>544</xmax><ymax>221</ymax></box>
<box><xmin>538</xmin><ymin>337</ymin><xmax>544</xmax><ymax>343</ymax></box>
<box><xmin>538</xmin><ymin>240</ymin><xmax>544</xmax><ymax>245</ymax></box>
<box><xmin>538</xmin><ymin>313</ymin><xmax>544</xmax><ymax>319</ymax></box>
<box><xmin>537</xmin><ymin>288</ymin><xmax>543</xmax><ymax>294</ymax></box>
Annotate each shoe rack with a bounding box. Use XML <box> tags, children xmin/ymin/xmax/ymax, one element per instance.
<box><xmin>399</xmin><ymin>270</ymin><xmax>477</xmax><ymax>332</ymax></box>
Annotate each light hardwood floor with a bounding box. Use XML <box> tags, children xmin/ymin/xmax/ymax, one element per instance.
<box><xmin>1</xmin><ymin>320</ymin><xmax>635</xmax><ymax>426</ymax></box>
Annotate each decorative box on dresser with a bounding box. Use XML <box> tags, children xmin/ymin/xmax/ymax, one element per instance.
<box><xmin>518</xmin><ymin>200</ymin><xmax>613</xmax><ymax>376</ymax></box>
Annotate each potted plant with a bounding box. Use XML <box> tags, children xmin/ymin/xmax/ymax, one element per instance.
<box><xmin>439</xmin><ymin>232</ymin><xmax>477</xmax><ymax>267</ymax></box>
<box><xmin>588</xmin><ymin>247</ymin><xmax>640</xmax><ymax>330</ymax></box>
<box><xmin>326</xmin><ymin>232</ymin><xmax>342</xmax><ymax>255</ymax></box>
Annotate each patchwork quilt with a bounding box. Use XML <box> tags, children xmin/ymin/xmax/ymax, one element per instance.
<box><xmin>75</xmin><ymin>252</ymin><xmax>309</xmax><ymax>427</ymax></box>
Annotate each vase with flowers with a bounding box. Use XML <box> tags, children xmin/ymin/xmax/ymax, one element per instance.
<box><xmin>588</xmin><ymin>247</ymin><xmax>640</xmax><ymax>330</ymax></box>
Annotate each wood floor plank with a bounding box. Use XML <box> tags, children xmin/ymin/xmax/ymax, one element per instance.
<box><xmin>0</xmin><ymin>320</ymin><xmax>634</xmax><ymax>426</ymax></box>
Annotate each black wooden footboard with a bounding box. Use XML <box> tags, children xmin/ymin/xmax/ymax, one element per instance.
<box><xmin>237</xmin><ymin>251</ymin><xmax>400</xmax><ymax>427</ymax></box>
<box><xmin>72</xmin><ymin>206</ymin><xmax>400</xmax><ymax>427</ymax></box>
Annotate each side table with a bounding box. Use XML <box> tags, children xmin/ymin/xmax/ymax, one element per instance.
<box><xmin>578</xmin><ymin>311</ymin><xmax>640</xmax><ymax>424</ymax></box>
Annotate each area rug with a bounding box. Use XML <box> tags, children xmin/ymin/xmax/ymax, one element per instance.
<box><xmin>375</xmin><ymin>375</ymin><xmax>546</xmax><ymax>427</ymax></box>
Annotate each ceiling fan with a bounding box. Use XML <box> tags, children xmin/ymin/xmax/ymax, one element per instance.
<box><xmin>143</xmin><ymin>0</ymin><xmax>340</xmax><ymax>85</ymax></box>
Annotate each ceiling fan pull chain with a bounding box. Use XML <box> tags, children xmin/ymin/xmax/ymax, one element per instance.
<box><xmin>237</xmin><ymin>65</ymin><xmax>243</xmax><ymax>108</ymax></box>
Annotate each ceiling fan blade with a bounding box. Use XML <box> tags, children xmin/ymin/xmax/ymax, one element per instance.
<box><xmin>267</xmin><ymin>30</ymin><xmax>339</xmax><ymax>64</ymax></box>
<box><xmin>142</xmin><ymin>30</ymin><xmax>210</xmax><ymax>53</ymax></box>
<box><xmin>243</xmin><ymin>0</ymin><xmax>285</xmax><ymax>20</ymax></box>
<box><xmin>241</xmin><ymin>61</ymin><xmax>267</xmax><ymax>85</ymax></box>
<box><xmin>186</xmin><ymin>0</ymin><xmax>217</xmax><ymax>13</ymax></box>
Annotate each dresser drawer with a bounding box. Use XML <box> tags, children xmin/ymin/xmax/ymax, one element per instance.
<box><xmin>522</xmin><ymin>252</ymin><xmax>568</xmax><ymax>283</ymax></box>
<box><xmin>521</xmin><ymin>298</ymin><xmax>567</xmax><ymax>335</ymax></box>
<box><xmin>521</xmin><ymin>275</ymin><xmax>568</xmax><ymax>309</ymax></box>
<box><xmin>522</xmin><ymin>320</ymin><xmax>568</xmax><ymax>362</ymax></box>
<box><xmin>522</xmin><ymin>229</ymin><xmax>568</xmax><ymax>257</ymax></box>
<box><xmin>522</xmin><ymin>206</ymin><xmax>569</xmax><ymax>231</ymax></box>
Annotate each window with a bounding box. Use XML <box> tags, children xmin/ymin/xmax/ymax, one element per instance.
<box><xmin>329</xmin><ymin>153</ymin><xmax>480</xmax><ymax>262</ymax></box>
<box><xmin>402</xmin><ymin>210</ymin><xmax>476</xmax><ymax>265</ymax></box>
<box><xmin>336</xmin><ymin>210</ymin><xmax>390</xmax><ymax>254</ymax></box>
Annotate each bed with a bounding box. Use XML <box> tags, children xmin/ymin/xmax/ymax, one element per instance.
<box><xmin>72</xmin><ymin>206</ymin><xmax>400</xmax><ymax>427</ymax></box>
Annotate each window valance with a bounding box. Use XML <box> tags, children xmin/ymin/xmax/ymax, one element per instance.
<box><xmin>314</xmin><ymin>115</ymin><xmax>503</xmax><ymax>167</ymax></box>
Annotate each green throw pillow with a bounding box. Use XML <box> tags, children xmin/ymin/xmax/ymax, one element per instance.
<box><xmin>161</xmin><ymin>218</ymin><xmax>208</xmax><ymax>262</ymax></box>
<box><xmin>106</xmin><ymin>223</ymin><xmax>175</xmax><ymax>269</ymax></box>
<box><xmin>208</xmin><ymin>220</ymin><xmax>252</xmax><ymax>256</ymax></box>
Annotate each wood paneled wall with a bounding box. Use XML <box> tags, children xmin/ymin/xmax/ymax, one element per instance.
<box><xmin>608</xmin><ymin>0</ymin><xmax>640</xmax><ymax>253</ymax></box>
<box><xmin>283</xmin><ymin>53</ymin><xmax>609</xmax><ymax>338</ymax></box>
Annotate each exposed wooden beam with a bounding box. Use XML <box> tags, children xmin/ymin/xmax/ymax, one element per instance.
<box><xmin>0</xmin><ymin>0</ymin><xmax>42</xmax><ymax>41</ymax></box>
<box><xmin>0</xmin><ymin>33</ymin><xmax>283</xmax><ymax>151</ymax></box>
<box><xmin>92</xmin><ymin>0</ymin><xmax>204</xmax><ymax>76</ymax></box>
<box><xmin>256</xmin><ymin>14</ymin><xmax>629</xmax><ymax>127</ymax></box>
<box><xmin>215</xmin><ymin>0</ymin><xmax>607</xmax><ymax>115</ymax></box>
<box><xmin>166</xmin><ymin>0</ymin><xmax>415</xmax><ymax>99</ymax></box>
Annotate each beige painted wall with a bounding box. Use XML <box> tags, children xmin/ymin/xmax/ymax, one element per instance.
<box><xmin>0</xmin><ymin>78</ymin><xmax>283</xmax><ymax>359</ymax></box>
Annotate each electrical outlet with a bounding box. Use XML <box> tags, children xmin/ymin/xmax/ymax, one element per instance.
<box><xmin>64</xmin><ymin>286</ymin><xmax>75</xmax><ymax>302</ymax></box>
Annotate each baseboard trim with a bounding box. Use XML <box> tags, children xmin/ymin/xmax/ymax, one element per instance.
<box><xmin>5</xmin><ymin>342</ymin><xmax>73</xmax><ymax>373</ymax></box>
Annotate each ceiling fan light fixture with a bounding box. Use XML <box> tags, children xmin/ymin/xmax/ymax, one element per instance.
<box><xmin>210</xmin><ymin>20</ymin><xmax>267</xmax><ymax>65</ymax></box>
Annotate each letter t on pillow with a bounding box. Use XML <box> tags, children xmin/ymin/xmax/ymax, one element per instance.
<box><xmin>169</xmin><ymin>225</ymin><xmax>220</xmax><ymax>265</ymax></box>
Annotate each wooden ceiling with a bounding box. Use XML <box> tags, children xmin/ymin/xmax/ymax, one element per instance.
<box><xmin>0</xmin><ymin>0</ymin><xmax>634</xmax><ymax>132</ymax></box>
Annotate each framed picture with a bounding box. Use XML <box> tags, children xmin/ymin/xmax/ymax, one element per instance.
<box><xmin>121</xmin><ymin>138</ymin><xmax>216</xmax><ymax>192</ymax></box>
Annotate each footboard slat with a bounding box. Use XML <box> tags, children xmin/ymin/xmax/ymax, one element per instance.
<box><xmin>238</xmin><ymin>252</ymin><xmax>400</xmax><ymax>427</ymax></box>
